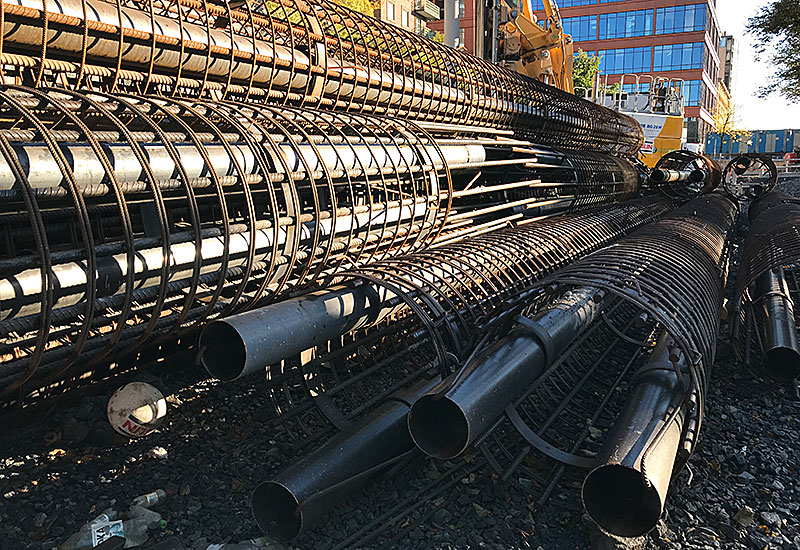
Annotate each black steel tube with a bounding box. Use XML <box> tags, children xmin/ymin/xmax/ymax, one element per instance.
<box><xmin>251</xmin><ymin>377</ymin><xmax>438</xmax><ymax>541</ymax></box>
<box><xmin>407</xmin><ymin>286</ymin><xmax>606</xmax><ymax>459</ymax></box>
<box><xmin>199</xmin><ymin>284</ymin><xmax>394</xmax><ymax>380</ymax></box>
<box><xmin>752</xmin><ymin>267</ymin><xmax>800</xmax><ymax>380</ymax></box>
<box><xmin>582</xmin><ymin>332</ymin><xmax>688</xmax><ymax>538</ymax></box>
<box><xmin>649</xmin><ymin>168</ymin><xmax>706</xmax><ymax>184</ymax></box>
<box><xmin>197</xmin><ymin>198</ymin><xmax>669</xmax><ymax>382</ymax></box>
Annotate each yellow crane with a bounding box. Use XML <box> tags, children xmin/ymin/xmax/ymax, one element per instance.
<box><xmin>498</xmin><ymin>0</ymin><xmax>574</xmax><ymax>94</ymax></box>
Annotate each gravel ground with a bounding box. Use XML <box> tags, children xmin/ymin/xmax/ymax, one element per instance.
<box><xmin>2</xmin><ymin>179</ymin><xmax>800</xmax><ymax>550</ymax></box>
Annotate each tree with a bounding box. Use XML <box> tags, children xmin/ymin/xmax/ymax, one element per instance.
<box><xmin>572</xmin><ymin>49</ymin><xmax>600</xmax><ymax>95</ymax></box>
<box><xmin>332</xmin><ymin>0</ymin><xmax>376</xmax><ymax>17</ymax></box>
<box><xmin>713</xmin><ymin>86</ymin><xmax>751</xmax><ymax>155</ymax></box>
<box><xmin>747</xmin><ymin>0</ymin><xmax>800</xmax><ymax>101</ymax></box>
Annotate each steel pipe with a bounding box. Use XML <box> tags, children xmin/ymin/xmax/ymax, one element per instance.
<box><xmin>198</xmin><ymin>198</ymin><xmax>669</xmax><ymax>381</ymax></box>
<box><xmin>752</xmin><ymin>267</ymin><xmax>800</xmax><ymax>380</ymax></box>
<box><xmin>649</xmin><ymin>168</ymin><xmax>705</xmax><ymax>184</ymax></box>
<box><xmin>407</xmin><ymin>286</ymin><xmax>607</xmax><ymax>459</ymax></box>
<box><xmin>252</xmin><ymin>377</ymin><xmax>438</xmax><ymax>541</ymax></box>
<box><xmin>649</xmin><ymin>150</ymin><xmax>721</xmax><ymax>200</ymax></box>
<box><xmin>582</xmin><ymin>332</ymin><xmax>688</xmax><ymax>538</ymax></box>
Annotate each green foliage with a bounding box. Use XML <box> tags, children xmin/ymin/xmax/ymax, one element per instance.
<box><xmin>747</xmin><ymin>0</ymin><xmax>800</xmax><ymax>101</ymax></box>
<box><xmin>331</xmin><ymin>0</ymin><xmax>375</xmax><ymax>17</ymax></box>
<box><xmin>572</xmin><ymin>49</ymin><xmax>600</xmax><ymax>95</ymax></box>
<box><xmin>429</xmin><ymin>31</ymin><xmax>444</xmax><ymax>43</ymax></box>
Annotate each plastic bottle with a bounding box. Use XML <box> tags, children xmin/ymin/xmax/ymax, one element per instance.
<box><xmin>126</xmin><ymin>505</ymin><xmax>162</xmax><ymax>529</ymax></box>
<box><xmin>59</xmin><ymin>509</ymin><xmax>120</xmax><ymax>550</ymax></box>
<box><xmin>130</xmin><ymin>489</ymin><xmax>167</xmax><ymax>508</ymax></box>
<box><xmin>121</xmin><ymin>518</ymin><xmax>149</xmax><ymax>548</ymax></box>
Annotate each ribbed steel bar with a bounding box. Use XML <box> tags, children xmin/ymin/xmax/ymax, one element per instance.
<box><xmin>736</xmin><ymin>191</ymin><xmax>800</xmax><ymax>297</ymax></box>
<box><xmin>0</xmin><ymin>0</ymin><xmax>644</xmax><ymax>153</ymax></box>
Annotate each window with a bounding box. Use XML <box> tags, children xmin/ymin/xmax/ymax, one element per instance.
<box><xmin>599</xmin><ymin>10</ymin><xmax>652</xmax><ymax>39</ymax></box>
<box><xmin>653</xmin><ymin>43</ymin><xmax>704</xmax><ymax>71</ymax></box>
<box><xmin>655</xmin><ymin>4</ymin><xmax>706</xmax><ymax>35</ymax></box>
<box><xmin>402</xmin><ymin>8</ymin><xmax>409</xmax><ymax>27</ymax></box>
<box><xmin>559</xmin><ymin>0</ymin><xmax>596</xmax><ymax>7</ymax></box>
<box><xmin>562</xmin><ymin>15</ymin><xmax>597</xmax><ymax>41</ymax></box>
<box><xmin>621</xmin><ymin>82</ymin><xmax>651</xmax><ymax>94</ymax></box>
<box><xmin>598</xmin><ymin>46</ymin><xmax>651</xmax><ymax>74</ymax></box>
<box><xmin>458</xmin><ymin>0</ymin><xmax>465</xmax><ymax>18</ymax></box>
<box><xmin>682</xmin><ymin>80</ymin><xmax>702</xmax><ymax>106</ymax></box>
<box><xmin>386</xmin><ymin>2</ymin><xmax>395</xmax><ymax>21</ymax></box>
<box><xmin>459</xmin><ymin>27</ymin><xmax>465</xmax><ymax>47</ymax></box>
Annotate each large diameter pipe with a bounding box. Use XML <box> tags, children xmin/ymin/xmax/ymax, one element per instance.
<box><xmin>252</xmin><ymin>377</ymin><xmax>438</xmax><ymax>541</ymax></box>
<box><xmin>582</xmin><ymin>332</ymin><xmax>687</xmax><ymax>538</ymax></box>
<box><xmin>649</xmin><ymin>168</ymin><xmax>706</xmax><ymax>184</ymax></box>
<box><xmin>752</xmin><ymin>267</ymin><xmax>800</xmax><ymax>380</ymax></box>
<box><xmin>199</xmin><ymin>283</ymin><xmax>396</xmax><ymax>381</ymax></box>
<box><xmin>407</xmin><ymin>285</ymin><xmax>606</xmax><ymax>459</ymax></box>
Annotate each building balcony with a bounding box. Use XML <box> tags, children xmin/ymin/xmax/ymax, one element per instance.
<box><xmin>413</xmin><ymin>0</ymin><xmax>440</xmax><ymax>21</ymax></box>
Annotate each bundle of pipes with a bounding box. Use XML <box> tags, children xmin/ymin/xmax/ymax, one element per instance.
<box><xmin>239</xmin><ymin>197</ymin><xmax>674</xmax><ymax>540</ymax></box>
<box><xmin>0</xmin><ymin>0</ymin><xmax>643</xmax><ymax>154</ymax></box>
<box><xmin>407</xmin><ymin>193</ymin><xmax>737</xmax><ymax>536</ymax></box>
<box><xmin>0</xmin><ymin>85</ymin><xmax>647</xmax><ymax>404</ymax></box>
<box><xmin>199</xmin><ymin>196</ymin><xmax>666</xmax><ymax>382</ymax></box>
<box><xmin>247</xmin><ymin>195</ymin><xmax>736</xmax><ymax>540</ymax></box>
<box><xmin>733</xmin><ymin>191</ymin><xmax>800</xmax><ymax>382</ymax></box>
<box><xmin>648</xmin><ymin>150</ymin><xmax>721</xmax><ymax>200</ymax></box>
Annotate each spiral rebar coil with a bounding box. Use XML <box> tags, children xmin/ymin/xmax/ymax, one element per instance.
<box><xmin>534</xmin><ymin>194</ymin><xmax>738</xmax><ymax>453</ymax></box>
<box><xmin>250</xmin><ymin>197</ymin><xmax>672</xmax><ymax>436</ymax></box>
<box><xmin>650</xmin><ymin>150</ymin><xmax>721</xmax><ymax>200</ymax></box>
<box><xmin>0</xmin><ymin>85</ymin><xmax>644</xmax><ymax>406</ymax></box>
<box><xmin>736</xmin><ymin>192</ymin><xmax>800</xmax><ymax>298</ymax></box>
<box><xmin>0</xmin><ymin>0</ymin><xmax>643</xmax><ymax>154</ymax></box>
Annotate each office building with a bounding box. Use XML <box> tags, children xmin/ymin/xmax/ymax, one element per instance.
<box><xmin>531</xmin><ymin>0</ymin><xmax>723</xmax><ymax>143</ymax></box>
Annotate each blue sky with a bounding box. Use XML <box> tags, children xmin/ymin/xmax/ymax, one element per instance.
<box><xmin>717</xmin><ymin>0</ymin><xmax>800</xmax><ymax>130</ymax></box>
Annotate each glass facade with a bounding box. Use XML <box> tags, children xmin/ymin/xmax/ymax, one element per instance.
<box><xmin>558</xmin><ymin>0</ymin><xmax>595</xmax><ymax>7</ymax></box>
<box><xmin>598</xmin><ymin>46</ymin><xmax>651</xmax><ymax>74</ymax></box>
<box><xmin>563</xmin><ymin>15</ymin><xmax>597</xmax><ymax>41</ymax></box>
<box><xmin>653</xmin><ymin>42</ymin><xmax>704</xmax><ymax>71</ymax></box>
<box><xmin>599</xmin><ymin>9</ymin><xmax>653</xmax><ymax>39</ymax></box>
<box><xmin>655</xmin><ymin>4</ymin><xmax>707</xmax><ymax>35</ymax></box>
<box><xmin>682</xmin><ymin>80</ymin><xmax>702</xmax><ymax>106</ymax></box>
<box><xmin>621</xmin><ymin>82</ymin><xmax>651</xmax><ymax>94</ymax></box>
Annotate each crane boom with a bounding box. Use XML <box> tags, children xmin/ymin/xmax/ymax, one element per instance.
<box><xmin>499</xmin><ymin>0</ymin><xmax>574</xmax><ymax>94</ymax></box>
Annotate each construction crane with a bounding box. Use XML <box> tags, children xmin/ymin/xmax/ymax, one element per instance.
<box><xmin>498</xmin><ymin>0</ymin><xmax>574</xmax><ymax>93</ymax></box>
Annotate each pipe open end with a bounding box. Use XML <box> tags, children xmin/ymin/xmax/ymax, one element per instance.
<box><xmin>650</xmin><ymin>169</ymin><xmax>668</xmax><ymax>184</ymax></box>
<box><xmin>408</xmin><ymin>394</ymin><xmax>469</xmax><ymax>459</ymax></box>
<box><xmin>764</xmin><ymin>347</ymin><xmax>800</xmax><ymax>380</ymax></box>
<box><xmin>199</xmin><ymin>321</ymin><xmax>247</xmax><ymax>381</ymax></box>
<box><xmin>689</xmin><ymin>169</ymin><xmax>707</xmax><ymax>183</ymax></box>
<box><xmin>252</xmin><ymin>481</ymin><xmax>302</xmax><ymax>541</ymax></box>
<box><xmin>582</xmin><ymin>464</ymin><xmax>662</xmax><ymax>538</ymax></box>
